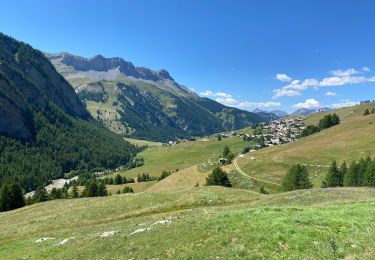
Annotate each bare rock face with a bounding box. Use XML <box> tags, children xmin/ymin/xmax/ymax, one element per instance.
<box><xmin>0</xmin><ymin>33</ymin><xmax>90</xmax><ymax>140</ymax></box>
<box><xmin>48</xmin><ymin>52</ymin><xmax>174</xmax><ymax>82</ymax></box>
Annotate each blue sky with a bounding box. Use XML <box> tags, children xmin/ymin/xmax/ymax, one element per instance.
<box><xmin>1</xmin><ymin>0</ymin><xmax>375</xmax><ymax>112</ymax></box>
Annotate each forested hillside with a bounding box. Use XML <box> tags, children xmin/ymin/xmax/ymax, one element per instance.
<box><xmin>0</xmin><ymin>33</ymin><xmax>139</xmax><ymax>191</ymax></box>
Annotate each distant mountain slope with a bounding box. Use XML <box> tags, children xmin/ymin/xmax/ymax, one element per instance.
<box><xmin>252</xmin><ymin>109</ymin><xmax>278</xmax><ymax>121</ymax></box>
<box><xmin>290</xmin><ymin>108</ymin><xmax>316</xmax><ymax>115</ymax></box>
<box><xmin>48</xmin><ymin>52</ymin><xmax>265</xmax><ymax>141</ymax></box>
<box><xmin>270</xmin><ymin>110</ymin><xmax>289</xmax><ymax>118</ymax></box>
<box><xmin>0</xmin><ymin>33</ymin><xmax>138</xmax><ymax>191</ymax></box>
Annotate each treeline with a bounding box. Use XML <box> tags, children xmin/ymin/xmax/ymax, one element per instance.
<box><xmin>300</xmin><ymin>113</ymin><xmax>340</xmax><ymax>137</ymax></box>
<box><xmin>363</xmin><ymin>108</ymin><xmax>375</xmax><ymax>116</ymax></box>
<box><xmin>323</xmin><ymin>157</ymin><xmax>375</xmax><ymax>187</ymax></box>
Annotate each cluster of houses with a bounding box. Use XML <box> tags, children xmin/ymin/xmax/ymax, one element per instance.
<box><xmin>219</xmin><ymin>116</ymin><xmax>307</xmax><ymax>148</ymax></box>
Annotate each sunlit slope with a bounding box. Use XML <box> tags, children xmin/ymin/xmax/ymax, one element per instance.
<box><xmin>304</xmin><ymin>102</ymin><xmax>375</xmax><ymax>125</ymax></box>
<box><xmin>238</xmin><ymin>113</ymin><xmax>375</xmax><ymax>187</ymax></box>
<box><xmin>117</xmin><ymin>137</ymin><xmax>255</xmax><ymax>179</ymax></box>
<box><xmin>1</xmin><ymin>187</ymin><xmax>375</xmax><ymax>259</ymax></box>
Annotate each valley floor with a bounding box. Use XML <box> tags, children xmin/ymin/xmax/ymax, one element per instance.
<box><xmin>1</xmin><ymin>187</ymin><xmax>375</xmax><ymax>259</ymax></box>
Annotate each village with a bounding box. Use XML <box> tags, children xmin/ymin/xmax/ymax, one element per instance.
<box><xmin>220</xmin><ymin>115</ymin><xmax>306</xmax><ymax>148</ymax></box>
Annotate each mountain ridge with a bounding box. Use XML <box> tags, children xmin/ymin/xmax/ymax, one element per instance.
<box><xmin>48</xmin><ymin>52</ymin><xmax>267</xmax><ymax>141</ymax></box>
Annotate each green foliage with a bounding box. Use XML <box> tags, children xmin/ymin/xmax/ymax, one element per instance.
<box><xmin>137</xmin><ymin>173</ymin><xmax>157</xmax><ymax>182</ymax></box>
<box><xmin>82</xmin><ymin>180</ymin><xmax>108</xmax><ymax>197</ymax></box>
<box><xmin>122</xmin><ymin>186</ymin><xmax>134</xmax><ymax>193</ymax></box>
<box><xmin>33</xmin><ymin>186</ymin><xmax>48</xmax><ymax>203</ymax></box>
<box><xmin>300</xmin><ymin>125</ymin><xmax>320</xmax><ymax>137</ymax></box>
<box><xmin>0</xmin><ymin>182</ymin><xmax>25</xmax><ymax>212</ymax></box>
<box><xmin>300</xmin><ymin>113</ymin><xmax>340</xmax><ymax>138</ymax></box>
<box><xmin>322</xmin><ymin>160</ymin><xmax>346</xmax><ymax>187</ymax></box>
<box><xmin>158</xmin><ymin>170</ymin><xmax>171</xmax><ymax>181</ymax></box>
<box><xmin>259</xmin><ymin>186</ymin><xmax>269</xmax><ymax>194</ymax></box>
<box><xmin>71</xmin><ymin>184</ymin><xmax>79</xmax><ymax>198</ymax></box>
<box><xmin>343</xmin><ymin>157</ymin><xmax>375</xmax><ymax>187</ymax></box>
<box><xmin>282</xmin><ymin>164</ymin><xmax>312</xmax><ymax>191</ymax></box>
<box><xmin>363</xmin><ymin>108</ymin><xmax>370</xmax><ymax>116</ymax></box>
<box><xmin>206</xmin><ymin>167</ymin><xmax>232</xmax><ymax>187</ymax></box>
<box><xmin>223</xmin><ymin>146</ymin><xmax>230</xmax><ymax>157</ymax></box>
<box><xmin>318</xmin><ymin>113</ymin><xmax>340</xmax><ymax>129</ymax></box>
<box><xmin>371</xmin><ymin>108</ymin><xmax>375</xmax><ymax>114</ymax></box>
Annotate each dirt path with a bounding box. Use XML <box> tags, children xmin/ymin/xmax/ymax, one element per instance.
<box><xmin>233</xmin><ymin>155</ymin><xmax>281</xmax><ymax>187</ymax></box>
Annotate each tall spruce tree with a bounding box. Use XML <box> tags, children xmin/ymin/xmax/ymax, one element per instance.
<box><xmin>322</xmin><ymin>160</ymin><xmax>344</xmax><ymax>187</ymax></box>
<box><xmin>206</xmin><ymin>167</ymin><xmax>232</xmax><ymax>187</ymax></box>
<box><xmin>282</xmin><ymin>164</ymin><xmax>312</xmax><ymax>191</ymax></box>
<box><xmin>33</xmin><ymin>186</ymin><xmax>48</xmax><ymax>203</ymax></box>
<box><xmin>71</xmin><ymin>184</ymin><xmax>79</xmax><ymax>198</ymax></box>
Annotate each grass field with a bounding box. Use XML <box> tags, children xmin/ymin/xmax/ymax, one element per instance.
<box><xmin>2</xmin><ymin>187</ymin><xmax>375</xmax><ymax>259</ymax></box>
<box><xmin>124</xmin><ymin>138</ymin><xmax>163</xmax><ymax>147</ymax></box>
<box><xmin>237</xmin><ymin>112</ymin><xmax>375</xmax><ymax>189</ymax></box>
<box><xmin>115</xmin><ymin>137</ymin><xmax>256</xmax><ymax>179</ymax></box>
<box><xmin>303</xmin><ymin>102</ymin><xmax>375</xmax><ymax>125</ymax></box>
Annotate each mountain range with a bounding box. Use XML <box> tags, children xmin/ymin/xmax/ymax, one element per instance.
<box><xmin>48</xmin><ymin>52</ymin><xmax>269</xmax><ymax>142</ymax></box>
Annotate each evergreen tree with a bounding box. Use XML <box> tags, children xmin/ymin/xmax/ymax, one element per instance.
<box><xmin>83</xmin><ymin>181</ymin><xmax>98</xmax><ymax>197</ymax></box>
<box><xmin>97</xmin><ymin>182</ymin><xmax>108</xmax><ymax>196</ymax></box>
<box><xmin>71</xmin><ymin>184</ymin><xmax>79</xmax><ymax>198</ymax></box>
<box><xmin>122</xmin><ymin>186</ymin><xmax>134</xmax><ymax>193</ymax></box>
<box><xmin>364</xmin><ymin>159</ymin><xmax>375</xmax><ymax>186</ymax></box>
<box><xmin>363</xmin><ymin>108</ymin><xmax>370</xmax><ymax>116</ymax></box>
<box><xmin>0</xmin><ymin>184</ymin><xmax>11</xmax><ymax>211</ymax></box>
<box><xmin>33</xmin><ymin>186</ymin><xmax>48</xmax><ymax>203</ymax></box>
<box><xmin>206</xmin><ymin>167</ymin><xmax>232</xmax><ymax>187</ymax></box>
<box><xmin>223</xmin><ymin>146</ymin><xmax>230</xmax><ymax>157</ymax></box>
<box><xmin>344</xmin><ymin>161</ymin><xmax>361</xmax><ymax>186</ymax></box>
<box><xmin>371</xmin><ymin>108</ymin><xmax>375</xmax><ymax>114</ymax></box>
<box><xmin>9</xmin><ymin>182</ymin><xmax>25</xmax><ymax>210</ymax></box>
<box><xmin>114</xmin><ymin>174</ymin><xmax>123</xmax><ymax>185</ymax></box>
<box><xmin>49</xmin><ymin>187</ymin><xmax>63</xmax><ymax>200</ymax></box>
<box><xmin>282</xmin><ymin>164</ymin><xmax>312</xmax><ymax>191</ymax></box>
<box><xmin>322</xmin><ymin>160</ymin><xmax>344</xmax><ymax>187</ymax></box>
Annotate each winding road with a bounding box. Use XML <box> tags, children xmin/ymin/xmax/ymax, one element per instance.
<box><xmin>233</xmin><ymin>155</ymin><xmax>281</xmax><ymax>186</ymax></box>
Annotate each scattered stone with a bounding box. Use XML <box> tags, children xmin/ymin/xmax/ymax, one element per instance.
<box><xmin>100</xmin><ymin>231</ymin><xmax>118</xmax><ymax>238</ymax></box>
<box><xmin>35</xmin><ymin>237</ymin><xmax>55</xmax><ymax>243</ymax></box>
<box><xmin>128</xmin><ymin>227</ymin><xmax>151</xmax><ymax>236</ymax></box>
<box><xmin>58</xmin><ymin>237</ymin><xmax>76</xmax><ymax>245</ymax></box>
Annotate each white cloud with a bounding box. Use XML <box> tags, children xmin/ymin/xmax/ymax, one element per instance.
<box><xmin>200</xmin><ymin>90</ymin><xmax>214</xmax><ymax>96</ymax></box>
<box><xmin>200</xmin><ymin>91</ymin><xmax>232</xmax><ymax>98</ymax></box>
<box><xmin>215</xmin><ymin>92</ymin><xmax>232</xmax><ymax>98</ymax></box>
<box><xmin>273</xmin><ymin>67</ymin><xmax>375</xmax><ymax>99</ymax></box>
<box><xmin>362</xmin><ymin>67</ymin><xmax>371</xmax><ymax>72</ymax></box>
<box><xmin>272</xmin><ymin>89</ymin><xmax>301</xmax><ymax>98</ymax></box>
<box><xmin>320</xmin><ymin>76</ymin><xmax>367</xmax><ymax>86</ymax></box>
<box><xmin>325</xmin><ymin>91</ymin><xmax>337</xmax><ymax>96</ymax></box>
<box><xmin>328</xmin><ymin>101</ymin><xmax>359</xmax><ymax>109</ymax></box>
<box><xmin>330</xmin><ymin>68</ymin><xmax>358</xmax><ymax>77</ymax></box>
<box><xmin>215</xmin><ymin>97</ymin><xmax>238</xmax><ymax>107</ymax></box>
<box><xmin>238</xmin><ymin>101</ymin><xmax>281</xmax><ymax>108</ymax></box>
<box><xmin>292</xmin><ymin>98</ymin><xmax>320</xmax><ymax>109</ymax></box>
<box><xmin>276</xmin><ymin>73</ymin><xmax>292</xmax><ymax>82</ymax></box>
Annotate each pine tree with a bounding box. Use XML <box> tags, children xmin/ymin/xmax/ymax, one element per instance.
<box><xmin>97</xmin><ymin>182</ymin><xmax>108</xmax><ymax>196</ymax></box>
<box><xmin>371</xmin><ymin>108</ymin><xmax>375</xmax><ymax>114</ymax></box>
<box><xmin>71</xmin><ymin>184</ymin><xmax>79</xmax><ymax>198</ymax></box>
<box><xmin>206</xmin><ymin>167</ymin><xmax>232</xmax><ymax>187</ymax></box>
<box><xmin>322</xmin><ymin>160</ymin><xmax>344</xmax><ymax>187</ymax></box>
<box><xmin>282</xmin><ymin>164</ymin><xmax>312</xmax><ymax>191</ymax></box>
<box><xmin>0</xmin><ymin>184</ymin><xmax>11</xmax><ymax>211</ymax></box>
<box><xmin>114</xmin><ymin>174</ymin><xmax>123</xmax><ymax>185</ymax></box>
<box><xmin>344</xmin><ymin>161</ymin><xmax>361</xmax><ymax>186</ymax></box>
<box><xmin>363</xmin><ymin>108</ymin><xmax>370</xmax><ymax>116</ymax></box>
<box><xmin>33</xmin><ymin>186</ymin><xmax>48</xmax><ymax>203</ymax></box>
<box><xmin>223</xmin><ymin>146</ymin><xmax>230</xmax><ymax>157</ymax></box>
<box><xmin>364</xmin><ymin>158</ymin><xmax>375</xmax><ymax>186</ymax></box>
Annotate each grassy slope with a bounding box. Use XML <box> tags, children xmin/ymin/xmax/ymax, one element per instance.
<box><xmin>237</xmin><ymin>112</ymin><xmax>375</xmax><ymax>190</ymax></box>
<box><xmin>303</xmin><ymin>102</ymin><xmax>375</xmax><ymax>125</ymax></box>
<box><xmin>116</xmin><ymin>137</ymin><xmax>256</xmax><ymax>179</ymax></box>
<box><xmin>1</xmin><ymin>187</ymin><xmax>375</xmax><ymax>259</ymax></box>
